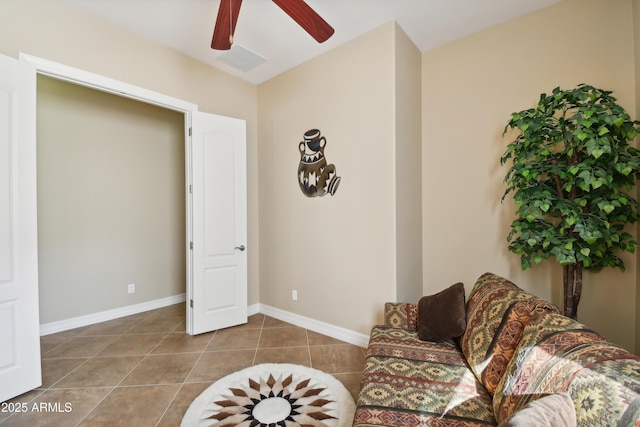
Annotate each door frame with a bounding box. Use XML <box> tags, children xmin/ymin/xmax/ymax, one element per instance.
<box><xmin>19</xmin><ymin>53</ymin><xmax>199</xmax><ymax>332</ymax></box>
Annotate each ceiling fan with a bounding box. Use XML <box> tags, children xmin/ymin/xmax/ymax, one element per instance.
<box><xmin>211</xmin><ymin>0</ymin><xmax>335</xmax><ymax>50</ymax></box>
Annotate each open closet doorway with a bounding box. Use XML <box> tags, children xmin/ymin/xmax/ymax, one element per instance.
<box><xmin>36</xmin><ymin>75</ymin><xmax>187</xmax><ymax>326</ymax></box>
<box><xmin>25</xmin><ymin>54</ymin><xmax>248</xmax><ymax>338</ymax></box>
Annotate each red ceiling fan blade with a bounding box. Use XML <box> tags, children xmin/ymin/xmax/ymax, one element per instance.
<box><xmin>272</xmin><ymin>0</ymin><xmax>334</xmax><ymax>43</ymax></box>
<box><xmin>211</xmin><ymin>0</ymin><xmax>243</xmax><ymax>50</ymax></box>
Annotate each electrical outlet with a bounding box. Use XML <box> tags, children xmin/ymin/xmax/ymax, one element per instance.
<box><xmin>128</xmin><ymin>284</ymin><xmax>135</xmax><ymax>294</ymax></box>
<box><xmin>292</xmin><ymin>290</ymin><xmax>298</xmax><ymax>301</ymax></box>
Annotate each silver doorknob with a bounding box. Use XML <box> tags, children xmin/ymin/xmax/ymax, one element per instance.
<box><xmin>235</xmin><ymin>245</ymin><xmax>246</xmax><ymax>251</ymax></box>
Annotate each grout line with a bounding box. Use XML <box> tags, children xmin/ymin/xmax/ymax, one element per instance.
<box><xmin>155</xmin><ymin>382</ymin><xmax>185</xmax><ymax>427</ymax></box>
<box><xmin>251</xmin><ymin>314</ymin><xmax>266</xmax><ymax>365</ymax></box>
<box><xmin>181</xmin><ymin>330</ymin><xmax>218</xmax><ymax>390</ymax></box>
<box><xmin>73</xmin><ymin>386</ymin><xmax>116</xmax><ymax>427</ymax></box>
<box><xmin>305</xmin><ymin>329</ymin><xmax>313</xmax><ymax>368</ymax></box>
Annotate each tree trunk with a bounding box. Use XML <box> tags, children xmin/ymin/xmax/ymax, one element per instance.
<box><xmin>562</xmin><ymin>264</ymin><xmax>582</xmax><ymax>320</ymax></box>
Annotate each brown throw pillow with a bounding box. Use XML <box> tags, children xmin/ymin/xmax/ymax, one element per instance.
<box><xmin>417</xmin><ymin>282</ymin><xmax>466</xmax><ymax>342</ymax></box>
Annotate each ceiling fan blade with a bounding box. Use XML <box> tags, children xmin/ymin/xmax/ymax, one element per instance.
<box><xmin>272</xmin><ymin>0</ymin><xmax>334</xmax><ymax>43</ymax></box>
<box><xmin>211</xmin><ymin>0</ymin><xmax>243</xmax><ymax>50</ymax></box>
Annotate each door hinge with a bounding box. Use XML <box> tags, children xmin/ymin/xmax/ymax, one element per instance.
<box><xmin>189</xmin><ymin>127</ymin><xmax>192</xmax><ymax>136</ymax></box>
<box><xmin>190</xmin><ymin>299</ymin><xmax>193</xmax><ymax>308</ymax></box>
<box><xmin>189</xmin><ymin>184</ymin><xmax>192</xmax><ymax>194</ymax></box>
<box><xmin>190</xmin><ymin>241</ymin><xmax>193</xmax><ymax>250</ymax></box>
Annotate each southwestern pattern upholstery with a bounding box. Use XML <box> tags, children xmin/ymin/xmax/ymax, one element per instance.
<box><xmin>383</xmin><ymin>302</ymin><xmax>419</xmax><ymax>331</ymax></box>
<box><xmin>353</xmin><ymin>273</ymin><xmax>640</xmax><ymax>427</ymax></box>
<box><xmin>494</xmin><ymin>312</ymin><xmax>640</xmax><ymax>425</ymax></box>
<box><xmin>355</xmin><ymin>325</ymin><xmax>495</xmax><ymax>426</ymax></box>
<box><xmin>460</xmin><ymin>273</ymin><xmax>559</xmax><ymax>395</ymax></box>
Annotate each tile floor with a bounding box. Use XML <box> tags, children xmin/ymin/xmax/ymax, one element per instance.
<box><xmin>0</xmin><ymin>304</ymin><xmax>366</xmax><ymax>426</ymax></box>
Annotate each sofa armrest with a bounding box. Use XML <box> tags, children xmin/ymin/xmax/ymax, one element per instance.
<box><xmin>384</xmin><ymin>302</ymin><xmax>418</xmax><ymax>330</ymax></box>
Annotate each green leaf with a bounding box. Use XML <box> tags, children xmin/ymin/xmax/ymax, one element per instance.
<box><xmin>501</xmin><ymin>84</ymin><xmax>640</xmax><ymax>275</ymax></box>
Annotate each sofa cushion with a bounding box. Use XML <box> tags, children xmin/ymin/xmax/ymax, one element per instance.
<box><xmin>493</xmin><ymin>312</ymin><xmax>640</xmax><ymax>425</ymax></box>
<box><xmin>353</xmin><ymin>325</ymin><xmax>496</xmax><ymax>426</ymax></box>
<box><xmin>417</xmin><ymin>282</ymin><xmax>466</xmax><ymax>342</ymax></box>
<box><xmin>383</xmin><ymin>302</ymin><xmax>419</xmax><ymax>330</ymax></box>
<box><xmin>459</xmin><ymin>273</ymin><xmax>559</xmax><ymax>396</ymax></box>
<box><xmin>497</xmin><ymin>393</ymin><xmax>576</xmax><ymax>427</ymax></box>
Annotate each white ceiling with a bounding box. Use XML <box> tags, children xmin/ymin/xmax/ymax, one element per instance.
<box><xmin>61</xmin><ymin>0</ymin><xmax>563</xmax><ymax>85</ymax></box>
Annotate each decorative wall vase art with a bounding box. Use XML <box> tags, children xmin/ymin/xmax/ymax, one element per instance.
<box><xmin>297</xmin><ymin>129</ymin><xmax>341</xmax><ymax>197</ymax></box>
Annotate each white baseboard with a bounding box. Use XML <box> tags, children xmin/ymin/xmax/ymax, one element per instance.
<box><xmin>257</xmin><ymin>304</ymin><xmax>370</xmax><ymax>348</ymax></box>
<box><xmin>40</xmin><ymin>298</ymin><xmax>370</xmax><ymax>349</ymax></box>
<box><xmin>39</xmin><ymin>294</ymin><xmax>186</xmax><ymax>336</ymax></box>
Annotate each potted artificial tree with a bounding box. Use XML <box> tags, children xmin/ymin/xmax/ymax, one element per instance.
<box><xmin>501</xmin><ymin>84</ymin><xmax>640</xmax><ymax>319</ymax></box>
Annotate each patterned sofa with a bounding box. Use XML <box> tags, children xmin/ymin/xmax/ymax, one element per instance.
<box><xmin>353</xmin><ymin>272</ymin><xmax>640</xmax><ymax>426</ymax></box>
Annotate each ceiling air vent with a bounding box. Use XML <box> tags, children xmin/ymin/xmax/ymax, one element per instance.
<box><xmin>217</xmin><ymin>45</ymin><xmax>266</xmax><ymax>72</ymax></box>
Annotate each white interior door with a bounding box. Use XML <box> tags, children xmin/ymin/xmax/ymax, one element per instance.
<box><xmin>187</xmin><ymin>111</ymin><xmax>247</xmax><ymax>335</ymax></box>
<box><xmin>0</xmin><ymin>54</ymin><xmax>41</xmax><ymax>402</ymax></box>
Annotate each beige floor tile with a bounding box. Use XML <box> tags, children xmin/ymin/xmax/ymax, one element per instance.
<box><xmin>0</xmin><ymin>389</ymin><xmax>45</xmax><ymax>423</ymax></box>
<box><xmin>39</xmin><ymin>335</ymin><xmax>69</xmax><ymax>356</ymax></box>
<box><xmin>258</xmin><ymin>326</ymin><xmax>308</xmax><ymax>348</ymax></box>
<box><xmin>121</xmin><ymin>353</ymin><xmax>200</xmax><ymax>385</ymax></box>
<box><xmin>127</xmin><ymin>316</ymin><xmax>184</xmax><ymax>334</ymax></box>
<box><xmin>40</xmin><ymin>358</ymin><xmax>87</xmax><ymax>388</ymax></box>
<box><xmin>333</xmin><ymin>372</ymin><xmax>364</xmax><ymax>402</ymax></box>
<box><xmin>1</xmin><ymin>388</ymin><xmax>112</xmax><ymax>427</ymax></box>
<box><xmin>147</xmin><ymin>303</ymin><xmax>185</xmax><ymax>318</ymax></box>
<box><xmin>186</xmin><ymin>350</ymin><xmax>255</xmax><ymax>382</ymax></box>
<box><xmin>78</xmin><ymin>385</ymin><xmax>180</xmax><ymax>427</ymax></box>
<box><xmin>152</xmin><ymin>331</ymin><xmax>214</xmax><ymax>354</ymax></box>
<box><xmin>76</xmin><ymin>316</ymin><xmax>144</xmax><ymax>336</ymax></box>
<box><xmin>263</xmin><ymin>316</ymin><xmax>293</xmax><ymax>328</ymax></box>
<box><xmin>44</xmin><ymin>336</ymin><xmax>117</xmax><ymax>358</ymax></box>
<box><xmin>206</xmin><ymin>328</ymin><xmax>260</xmax><ymax>351</ymax></box>
<box><xmin>308</xmin><ymin>330</ymin><xmax>349</xmax><ymax>346</ymax></box>
<box><xmin>97</xmin><ymin>333</ymin><xmax>167</xmax><ymax>356</ymax></box>
<box><xmin>156</xmin><ymin>382</ymin><xmax>212</xmax><ymax>427</ymax></box>
<box><xmin>310</xmin><ymin>344</ymin><xmax>366</xmax><ymax>373</ymax></box>
<box><xmin>254</xmin><ymin>347</ymin><xmax>312</xmax><ymax>366</ymax></box>
<box><xmin>52</xmin><ymin>356</ymin><xmax>143</xmax><ymax>388</ymax></box>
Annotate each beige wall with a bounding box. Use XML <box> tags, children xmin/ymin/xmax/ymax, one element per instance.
<box><xmin>422</xmin><ymin>0</ymin><xmax>637</xmax><ymax>351</ymax></box>
<box><xmin>257</xmin><ymin>22</ymin><xmax>421</xmax><ymax>335</ymax></box>
<box><xmin>0</xmin><ymin>0</ymin><xmax>260</xmax><ymax>321</ymax></box>
<box><xmin>37</xmin><ymin>76</ymin><xmax>185</xmax><ymax>322</ymax></box>
<box><xmin>394</xmin><ymin>25</ymin><xmax>423</xmax><ymax>303</ymax></box>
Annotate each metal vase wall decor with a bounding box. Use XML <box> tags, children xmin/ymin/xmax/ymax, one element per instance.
<box><xmin>297</xmin><ymin>129</ymin><xmax>341</xmax><ymax>197</ymax></box>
